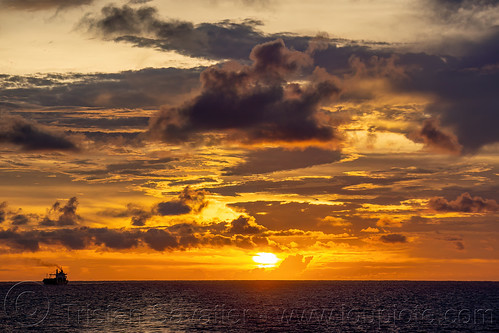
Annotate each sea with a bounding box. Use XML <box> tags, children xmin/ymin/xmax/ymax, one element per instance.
<box><xmin>1</xmin><ymin>281</ymin><xmax>498</xmax><ymax>332</ymax></box>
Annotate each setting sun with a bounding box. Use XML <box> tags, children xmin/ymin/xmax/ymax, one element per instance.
<box><xmin>252</xmin><ymin>253</ymin><xmax>279</xmax><ymax>267</ymax></box>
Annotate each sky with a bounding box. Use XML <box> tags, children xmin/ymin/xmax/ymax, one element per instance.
<box><xmin>0</xmin><ymin>0</ymin><xmax>498</xmax><ymax>281</ymax></box>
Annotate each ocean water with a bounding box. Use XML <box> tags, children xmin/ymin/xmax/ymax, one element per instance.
<box><xmin>1</xmin><ymin>281</ymin><xmax>498</xmax><ymax>332</ymax></box>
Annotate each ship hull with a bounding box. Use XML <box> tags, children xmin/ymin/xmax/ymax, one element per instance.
<box><xmin>43</xmin><ymin>278</ymin><xmax>68</xmax><ymax>285</ymax></box>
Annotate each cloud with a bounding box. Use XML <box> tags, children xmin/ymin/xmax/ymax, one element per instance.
<box><xmin>398</xmin><ymin>28</ymin><xmax>499</xmax><ymax>152</ymax></box>
<box><xmin>0</xmin><ymin>0</ymin><xmax>93</xmax><ymax>11</ymax></box>
<box><xmin>379</xmin><ymin>234</ymin><xmax>407</xmax><ymax>243</ymax></box>
<box><xmin>275</xmin><ymin>254</ymin><xmax>313</xmax><ymax>274</ymax></box>
<box><xmin>149</xmin><ymin>39</ymin><xmax>341</xmax><ymax>145</ymax></box>
<box><xmin>228</xmin><ymin>201</ymin><xmax>361</xmax><ymax>231</ymax></box>
<box><xmin>319</xmin><ymin>216</ymin><xmax>352</xmax><ymax>227</ymax></box>
<box><xmin>0</xmin><ymin>116</ymin><xmax>78</xmax><ymax>151</ymax></box>
<box><xmin>80</xmin><ymin>4</ymin><xmax>310</xmax><ymax>60</ymax></box>
<box><xmin>425</xmin><ymin>0</ymin><xmax>499</xmax><ymax>30</ymax></box>
<box><xmin>91</xmin><ymin>228</ymin><xmax>140</xmax><ymax>250</ymax></box>
<box><xmin>11</xmin><ymin>214</ymin><xmax>29</xmax><ymax>226</ymax></box>
<box><xmin>99</xmin><ymin>187</ymin><xmax>209</xmax><ymax>225</ymax></box>
<box><xmin>156</xmin><ymin>186</ymin><xmax>209</xmax><ymax>216</ymax></box>
<box><xmin>142</xmin><ymin>229</ymin><xmax>178</xmax><ymax>251</ymax></box>
<box><xmin>0</xmin><ymin>214</ymin><xmax>270</xmax><ymax>253</ymax></box>
<box><xmin>409</xmin><ymin>118</ymin><xmax>462</xmax><ymax>154</ymax></box>
<box><xmin>223</xmin><ymin>147</ymin><xmax>341</xmax><ymax>175</ymax></box>
<box><xmin>428</xmin><ymin>192</ymin><xmax>499</xmax><ymax>213</ymax></box>
<box><xmin>99</xmin><ymin>204</ymin><xmax>153</xmax><ymax>226</ymax></box>
<box><xmin>0</xmin><ymin>202</ymin><xmax>6</xmax><ymax>224</ymax></box>
<box><xmin>455</xmin><ymin>241</ymin><xmax>465</xmax><ymax>250</ymax></box>
<box><xmin>40</xmin><ymin>197</ymin><xmax>83</xmax><ymax>226</ymax></box>
<box><xmin>227</xmin><ymin>216</ymin><xmax>266</xmax><ymax>235</ymax></box>
<box><xmin>376</xmin><ymin>216</ymin><xmax>402</xmax><ymax>228</ymax></box>
<box><xmin>361</xmin><ymin>227</ymin><xmax>379</xmax><ymax>233</ymax></box>
<box><xmin>0</xmin><ymin>68</ymin><xmax>202</xmax><ymax>109</ymax></box>
<box><xmin>127</xmin><ymin>204</ymin><xmax>152</xmax><ymax>226</ymax></box>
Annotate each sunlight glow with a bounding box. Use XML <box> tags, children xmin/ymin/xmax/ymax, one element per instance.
<box><xmin>252</xmin><ymin>252</ymin><xmax>279</xmax><ymax>268</ymax></box>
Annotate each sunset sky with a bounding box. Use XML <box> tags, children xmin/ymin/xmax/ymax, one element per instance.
<box><xmin>0</xmin><ymin>0</ymin><xmax>498</xmax><ymax>281</ymax></box>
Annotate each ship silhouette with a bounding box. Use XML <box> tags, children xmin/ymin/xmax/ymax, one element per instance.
<box><xmin>42</xmin><ymin>267</ymin><xmax>68</xmax><ymax>285</ymax></box>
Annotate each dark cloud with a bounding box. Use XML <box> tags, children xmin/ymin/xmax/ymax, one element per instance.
<box><xmin>149</xmin><ymin>39</ymin><xmax>341</xmax><ymax>145</ymax></box>
<box><xmin>143</xmin><ymin>228</ymin><xmax>178</xmax><ymax>251</ymax></box>
<box><xmin>81</xmin><ymin>5</ymin><xmax>311</xmax><ymax>60</ymax></box>
<box><xmin>379</xmin><ymin>234</ymin><xmax>407</xmax><ymax>243</ymax></box>
<box><xmin>0</xmin><ymin>202</ymin><xmax>6</xmax><ymax>224</ymax></box>
<box><xmin>91</xmin><ymin>228</ymin><xmax>140</xmax><ymax>250</ymax></box>
<box><xmin>0</xmin><ymin>229</ymin><xmax>40</xmax><ymax>252</ymax></box>
<box><xmin>408</xmin><ymin>118</ymin><xmax>462</xmax><ymax>154</ymax></box>
<box><xmin>0</xmin><ymin>116</ymin><xmax>78</xmax><ymax>151</ymax></box>
<box><xmin>74</xmin><ymin>4</ymin><xmax>499</xmax><ymax>151</ymax></box>
<box><xmin>156</xmin><ymin>186</ymin><xmax>208</xmax><ymax>216</ymax></box>
<box><xmin>0</xmin><ymin>67</ymin><xmax>202</xmax><ymax>109</ymax></box>
<box><xmin>0</xmin><ymin>0</ymin><xmax>93</xmax><ymax>11</ymax></box>
<box><xmin>455</xmin><ymin>241</ymin><xmax>465</xmax><ymax>250</ymax></box>
<box><xmin>428</xmin><ymin>192</ymin><xmax>499</xmax><ymax>213</ymax></box>
<box><xmin>99</xmin><ymin>204</ymin><xmax>153</xmax><ymax>226</ymax></box>
<box><xmin>398</xmin><ymin>28</ymin><xmax>499</xmax><ymax>152</ymax></box>
<box><xmin>0</xmin><ymin>214</ymin><xmax>270</xmax><ymax>253</ymax></box>
<box><xmin>128</xmin><ymin>204</ymin><xmax>152</xmax><ymax>226</ymax></box>
<box><xmin>227</xmin><ymin>216</ymin><xmax>266</xmax><ymax>235</ymax></box>
<box><xmin>40</xmin><ymin>197</ymin><xmax>82</xmax><ymax>226</ymax></box>
<box><xmin>11</xmin><ymin>214</ymin><xmax>29</xmax><ymax>226</ymax></box>
<box><xmin>223</xmin><ymin>147</ymin><xmax>342</xmax><ymax>175</ymax></box>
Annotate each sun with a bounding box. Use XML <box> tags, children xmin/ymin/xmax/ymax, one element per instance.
<box><xmin>252</xmin><ymin>252</ymin><xmax>279</xmax><ymax>267</ymax></box>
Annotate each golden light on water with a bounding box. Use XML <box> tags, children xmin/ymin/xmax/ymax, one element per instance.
<box><xmin>252</xmin><ymin>252</ymin><xmax>279</xmax><ymax>268</ymax></box>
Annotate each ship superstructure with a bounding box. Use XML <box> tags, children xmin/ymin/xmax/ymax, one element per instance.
<box><xmin>42</xmin><ymin>267</ymin><xmax>68</xmax><ymax>285</ymax></box>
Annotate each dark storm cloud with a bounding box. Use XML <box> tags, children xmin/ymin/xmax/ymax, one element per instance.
<box><xmin>0</xmin><ymin>67</ymin><xmax>202</xmax><ymax>109</ymax></box>
<box><xmin>428</xmin><ymin>192</ymin><xmax>499</xmax><ymax>213</ymax></box>
<box><xmin>81</xmin><ymin>4</ymin><xmax>311</xmax><ymax>60</ymax></box>
<box><xmin>408</xmin><ymin>118</ymin><xmax>462</xmax><ymax>154</ymax></box>
<box><xmin>156</xmin><ymin>186</ymin><xmax>208</xmax><ymax>216</ymax></box>
<box><xmin>0</xmin><ymin>0</ymin><xmax>93</xmax><ymax>10</ymax></box>
<box><xmin>40</xmin><ymin>197</ymin><xmax>82</xmax><ymax>227</ymax></box>
<box><xmin>149</xmin><ymin>39</ymin><xmax>341</xmax><ymax>144</ymax></box>
<box><xmin>379</xmin><ymin>234</ymin><xmax>407</xmax><ymax>243</ymax></box>
<box><xmin>223</xmin><ymin>147</ymin><xmax>342</xmax><ymax>175</ymax></box>
<box><xmin>0</xmin><ymin>116</ymin><xmax>78</xmax><ymax>151</ymax></box>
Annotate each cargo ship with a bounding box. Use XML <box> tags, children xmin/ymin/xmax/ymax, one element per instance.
<box><xmin>42</xmin><ymin>267</ymin><xmax>68</xmax><ymax>285</ymax></box>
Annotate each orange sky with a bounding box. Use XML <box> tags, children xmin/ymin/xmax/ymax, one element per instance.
<box><xmin>0</xmin><ymin>0</ymin><xmax>498</xmax><ymax>281</ymax></box>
